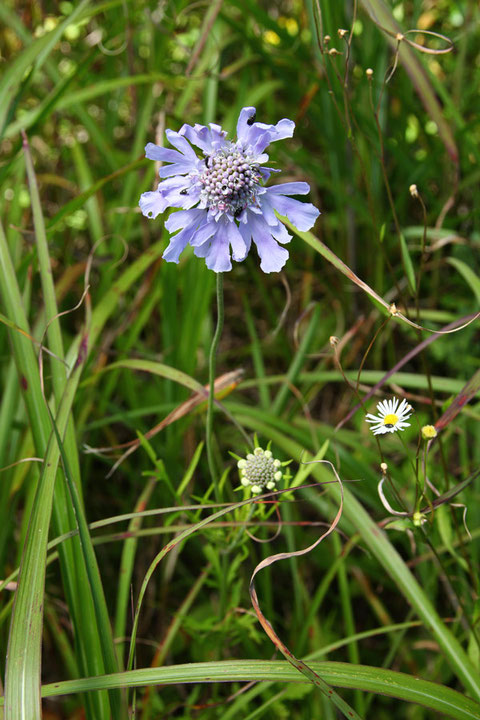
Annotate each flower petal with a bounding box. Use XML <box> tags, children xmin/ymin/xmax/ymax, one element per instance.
<box><xmin>165</xmin><ymin>129</ymin><xmax>198</xmax><ymax>159</ymax></box>
<box><xmin>193</xmin><ymin>218</ymin><xmax>247</xmax><ymax>271</ymax></box>
<box><xmin>188</xmin><ymin>218</ymin><xmax>217</xmax><ymax>247</ymax></box>
<box><xmin>225</xmin><ymin>219</ymin><xmax>248</xmax><ymax>261</ymax></box>
<box><xmin>267</xmin><ymin>192</ymin><xmax>320</xmax><ymax>231</ymax></box>
<box><xmin>269</xmin><ymin>219</ymin><xmax>292</xmax><ymax>245</ymax></box>
<box><xmin>236</xmin><ymin>107</ymin><xmax>258</xmax><ymax>144</ymax></box>
<box><xmin>242</xmin><ymin>212</ymin><xmax>289</xmax><ymax>273</ymax></box>
<box><xmin>165</xmin><ymin>208</ymin><xmax>205</xmax><ymax>233</ymax></box>
<box><xmin>180</xmin><ymin>123</ymin><xmax>229</xmax><ymax>154</ymax></box>
<box><xmin>139</xmin><ymin>191</ymin><xmax>168</xmax><ymax>219</ymax></box>
<box><xmin>266</xmin><ymin>182</ymin><xmax>311</xmax><ymax>196</ymax></box>
<box><xmin>145</xmin><ymin>143</ymin><xmax>185</xmax><ymax>164</ymax></box>
<box><xmin>162</xmin><ymin>224</ymin><xmax>197</xmax><ymax>264</ymax></box>
<box><xmin>249</xmin><ymin>118</ymin><xmax>295</xmax><ymax>155</ymax></box>
<box><xmin>156</xmin><ymin>176</ymin><xmax>201</xmax><ymax>209</ymax></box>
<box><xmin>193</xmin><ymin>229</ymin><xmax>232</xmax><ymax>272</ymax></box>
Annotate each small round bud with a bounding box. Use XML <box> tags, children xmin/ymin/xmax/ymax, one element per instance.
<box><xmin>421</xmin><ymin>425</ymin><xmax>437</xmax><ymax>440</ymax></box>
<box><xmin>338</xmin><ymin>28</ymin><xmax>348</xmax><ymax>38</ymax></box>
<box><xmin>324</xmin><ymin>34</ymin><xmax>331</xmax><ymax>44</ymax></box>
<box><xmin>409</xmin><ymin>184</ymin><xmax>419</xmax><ymax>198</ymax></box>
<box><xmin>366</xmin><ymin>68</ymin><xmax>373</xmax><ymax>77</ymax></box>
<box><xmin>389</xmin><ymin>303</ymin><xmax>398</xmax><ymax>316</ymax></box>
<box><xmin>236</xmin><ymin>445</ymin><xmax>286</xmax><ymax>495</ymax></box>
<box><xmin>396</xmin><ymin>32</ymin><xmax>404</xmax><ymax>42</ymax></box>
<box><xmin>329</xmin><ymin>336</ymin><xmax>339</xmax><ymax>346</ymax></box>
<box><xmin>380</xmin><ymin>462</ymin><xmax>388</xmax><ymax>473</ymax></box>
<box><xmin>328</xmin><ymin>48</ymin><xmax>341</xmax><ymax>56</ymax></box>
<box><xmin>413</xmin><ymin>511</ymin><xmax>427</xmax><ymax>527</ymax></box>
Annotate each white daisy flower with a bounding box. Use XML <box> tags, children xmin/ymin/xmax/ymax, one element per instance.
<box><xmin>365</xmin><ymin>397</ymin><xmax>413</xmax><ymax>436</ymax></box>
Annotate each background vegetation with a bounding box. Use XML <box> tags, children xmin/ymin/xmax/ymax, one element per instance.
<box><xmin>0</xmin><ymin>0</ymin><xmax>480</xmax><ymax>718</ymax></box>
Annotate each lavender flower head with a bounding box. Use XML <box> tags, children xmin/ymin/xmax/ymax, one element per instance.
<box><xmin>139</xmin><ymin>107</ymin><xmax>320</xmax><ymax>273</ymax></box>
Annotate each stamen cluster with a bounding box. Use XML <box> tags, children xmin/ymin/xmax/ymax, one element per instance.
<box><xmin>238</xmin><ymin>447</ymin><xmax>282</xmax><ymax>495</ymax></box>
<box><xmin>199</xmin><ymin>149</ymin><xmax>261</xmax><ymax>216</ymax></box>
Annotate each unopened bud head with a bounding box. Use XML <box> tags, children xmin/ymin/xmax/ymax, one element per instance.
<box><xmin>409</xmin><ymin>184</ymin><xmax>419</xmax><ymax>198</ymax></box>
<box><xmin>421</xmin><ymin>425</ymin><xmax>437</xmax><ymax>440</ymax></box>
<box><xmin>366</xmin><ymin>68</ymin><xmax>373</xmax><ymax>77</ymax></box>
<box><xmin>237</xmin><ymin>445</ymin><xmax>284</xmax><ymax>495</ymax></box>
<box><xmin>413</xmin><ymin>511</ymin><xmax>427</xmax><ymax>527</ymax></box>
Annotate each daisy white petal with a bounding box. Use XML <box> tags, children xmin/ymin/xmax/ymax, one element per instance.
<box><xmin>365</xmin><ymin>396</ymin><xmax>413</xmax><ymax>436</ymax></box>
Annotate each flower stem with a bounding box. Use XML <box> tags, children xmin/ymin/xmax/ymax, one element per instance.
<box><xmin>206</xmin><ymin>272</ymin><xmax>224</xmax><ymax>499</ymax></box>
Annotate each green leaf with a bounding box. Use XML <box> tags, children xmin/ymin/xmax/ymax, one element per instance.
<box><xmin>4</xmin><ymin>660</ymin><xmax>479</xmax><ymax>720</ymax></box>
<box><xmin>230</xmin><ymin>411</ymin><xmax>480</xmax><ymax>703</ymax></box>
<box><xmin>0</xmin><ymin>0</ymin><xmax>91</xmax><ymax>137</ymax></box>
<box><xmin>400</xmin><ymin>233</ymin><xmax>416</xmax><ymax>293</ymax></box>
<box><xmin>447</xmin><ymin>257</ymin><xmax>480</xmax><ymax>304</ymax></box>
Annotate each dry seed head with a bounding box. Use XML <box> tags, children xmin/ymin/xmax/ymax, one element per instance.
<box><xmin>329</xmin><ymin>335</ymin><xmax>339</xmax><ymax>347</ymax></box>
<box><xmin>338</xmin><ymin>28</ymin><xmax>348</xmax><ymax>38</ymax></box>
<box><xmin>328</xmin><ymin>48</ymin><xmax>341</xmax><ymax>56</ymax></box>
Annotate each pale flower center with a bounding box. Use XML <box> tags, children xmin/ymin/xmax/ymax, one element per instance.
<box><xmin>198</xmin><ymin>148</ymin><xmax>261</xmax><ymax>216</ymax></box>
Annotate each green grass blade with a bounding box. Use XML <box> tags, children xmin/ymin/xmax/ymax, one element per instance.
<box><xmin>359</xmin><ymin>0</ymin><xmax>458</xmax><ymax>162</ymax></box>
<box><xmin>399</xmin><ymin>233</ymin><xmax>416</xmax><ymax>294</ymax></box>
<box><xmin>47</xmin><ymin>407</ymin><xmax>126</xmax><ymax>717</ymax></box>
<box><xmin>114</xmin><ymin>477</ymin><xmax>158</xmax><ymax>667</ymax></box>
<box><xmin>23</xmin><ymin>136</ymin><xmax>117</xmax><ymax>718</ymax></box>
<box><xmin>447</xmin><ymin>258</ymin><xmax>480</xmax><ymax>304</ymax></box>
<box><xmin>272</xmin><ymin>304</ymin><xmax>320</xmax><ymax>415</ymax></box>
<box><xmin>4</xmin><ymin>660</ymin><xmax>478</xmax><ymax>720</ymax></box>
<box><xmin>0</xmin><ymin>0</ymin><xmax>91</xmax><ymax>137</ymax></box>
<box><xmin>231</xmin><ymin>415</ymin><xmax>480</xmax><ymax>703</ymax></box>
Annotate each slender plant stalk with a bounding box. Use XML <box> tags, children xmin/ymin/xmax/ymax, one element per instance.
<box><xmin>206</xmin><ymin>272</ymin><xmax>224</xmax><ymax>499</ymax></box>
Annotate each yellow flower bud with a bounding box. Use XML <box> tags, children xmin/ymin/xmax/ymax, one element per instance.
<box><xmin>421</xmin><ymin>425</ymin><xmax>437</xmax><ymax>440</ymax></box>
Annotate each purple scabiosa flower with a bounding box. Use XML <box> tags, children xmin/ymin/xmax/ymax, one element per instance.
<box><xmin>139</xmin><ymin>107</ymin><xmax>320</xmax><ymax>273</ymax></box>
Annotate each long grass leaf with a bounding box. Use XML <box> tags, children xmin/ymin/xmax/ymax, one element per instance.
<box><xmin>3</xmin><ymin>661</ymin><xmax>478</xmax><ymax>720</ymax></box>
<box><xmin>231</xmin><ymin>415</ymin><xmax>480</xmax><ymax>702</ymax></box>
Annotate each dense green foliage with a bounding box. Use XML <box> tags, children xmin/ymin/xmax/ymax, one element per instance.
<box><xmin>1</xmin><ymin>1</ymin><xmax>480</xmax><ymax>718</ymax></box>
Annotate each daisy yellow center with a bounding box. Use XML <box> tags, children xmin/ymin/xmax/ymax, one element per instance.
<box><xmin>383</xmin><ymin>413</ymin><xmax>398</xmax><ymax>426</ymax></box>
